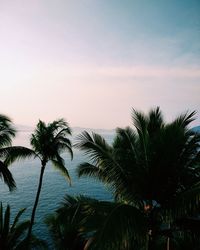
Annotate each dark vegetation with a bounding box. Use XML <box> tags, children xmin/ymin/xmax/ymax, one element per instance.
<box><xmin>0</xmin><ymin>108</ymin><xmax>200</xmax><ymax>249</ymax></box>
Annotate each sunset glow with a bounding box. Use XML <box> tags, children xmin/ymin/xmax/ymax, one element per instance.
<box><xmin>0</xmin><ymin>0</ymin><xmax>199</xmax><ymax>128</ymax></box>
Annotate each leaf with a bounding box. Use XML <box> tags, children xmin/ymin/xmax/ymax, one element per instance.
<box><xmin>0</xmin><ymin>161</ymin><xmax>16</xmax><ymax>191</ymax></box>
<box><xmin>51</xmin><ymin>158</ymin><xmax>71</xmax><ymax>185</ymax></box>
<box><xmin>2</xmin><ymin>146</ymin><xmax>36</xmax><ymax>166</ymax></box>
<box><xmin>90</xmin><ymin>203</ymin><xmax>147</xmax><ymax>250</ymax></box>
<box><xmin>10</xmin><ymin>208</ymin><xmax>26</xmax><ymax>231</ymax></box>
<box><xmin>3</xmin><ymin>204</ymin><xmax>10</xmax><ymax>238</ymax></box>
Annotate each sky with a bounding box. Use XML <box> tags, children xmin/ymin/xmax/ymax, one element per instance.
<box><xmin>0</xmin><ymin>0</ymin><xmax>200</xmax><ymax>129</ymax></box>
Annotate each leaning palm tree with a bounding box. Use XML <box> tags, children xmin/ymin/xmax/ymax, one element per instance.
<box><xmin>72</xmin><ymin>107</ymin><xmax>200</xmax><ymax>249</ymax></box>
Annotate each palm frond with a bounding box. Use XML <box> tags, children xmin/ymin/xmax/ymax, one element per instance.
<box><xmin>30</xmin><ymin>234</ymin><xmax>48</xmax><ymax>249</ymax></box>
<box><xmin>0</xmin><ymin>132</ymin><xmax>14</xmax><ymax>148</ymax></box>
<box><xmin>76</xmin><ymin>132</ymin><xmax>133</xmax><ymax>200</ymax></box>
<box><xmin>14</xmin><ymin>233</ymin><xmax>47</xmax><ymax>250</ymax></box>
<box><xmin>0</xmin><ymin>114</ymin><xmax>16</xmax><ymax>147</ymax></box>
<box><xmin>83</xmin><ymin>201</ymin><xmax>147</xmax><ymax>250</ymax></box>
<box><xmin>59</xmin><ymin>195</ymin><xmax>147</xmax><ymax>249</ymax></box>
<box><xmin>55</xmin><ymin>137</ymin><xmax>73</xmax><ymax>160</ymax></box>
<box><xmin>3</xmin><ymin>204</ymin><xmax>10</xmax><ymax>237</ymax></box>
<box><xmin>46</xmin><ymin>195</ymin><xmax>94</xmax><ymax>249</ymax></box>
<box><xmin>9</xmin><ymin>221</ymin><xmax>30</xmax><ymax>245</ymax></box>
<box><xmin>0</xmin><ymin>161</ymin><xmax>16</xmax><ymax>191</ymax></box>
<box><xmin>46</xmin><ymin>212</ymin><xmax>84</xmax><ymax>250</ymax></box>
<box><xmin>77</xmin><ymin>162</ymin><xmax>100</xmax><ymax>178</ymax></box>
<box><xmin>53</xmin><ymin>127</ymin><xmax>72</xmax><ymax>139</ymax></box>
<box><xmin>165</xmin><ymin>181</ymin><xmax>200</xmax><ymax>219</ymax></box>
<box><xmin>147</xmin><ymin>107</ymin><xmax>164</xmax><ymax>137</ymax></box>
<box><xmin>75</xmin><ymin>131</ymin><xmax>112</xmax><ymax>163</ymax></box>
<box><xmin>0</xmin><ymin>203</ymin><xmax>44</xmax><ymax>250</ymax></box>
<box><xmin>10</xmin><ymin>208</ymin><xmax>26</xmax><ymax>231</ymax></box>
<box><xmin>49</xmin><ymin>119</ymin><xmax>71</xmax><ymax>134</ymax></box>
<box><xmin>173</xmin><ymin>111</ymin><xmax>196</xmax><ymax>129</ymax></box>
<box><xmin>114</xmin><ymin>127</ymin><xmax>137</xmax><ymax>152</ymax></box>
<box><xmin>2</xmin><ymin>146</ymin><xmax>37</xmax><ymax>166</ymax></box>
<box><xmin>51</xmin><ymin>157</ymin><xmax>71</xmax><ymax>185</ymax></box>
<box><xmin>113</xmin><ymin>127</ymin><xmax>138</xmax><ymax>166</ymax></box>
<box><xmin>76</xmin><ymin>131</ymin><xmax>125</xmax><ymax>176</ymax></box>
<box><xmin>132</xmin><ymin>109</ymin><xmax>149</xmax><ymax>166</ymax></box>
<box><xmin>59</xmin><ymin>195</ymin><xmax>112</xmax><ymax>228</ymax></box>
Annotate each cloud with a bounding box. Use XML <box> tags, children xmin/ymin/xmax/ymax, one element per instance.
<box><xmin>40</xmin><ymin>64</ymin><xmax>200</xmax><ymax>79</ymax></box>
<box><xmin>89</xmin><ymin>66</ymin><xmax>200</xmax><ymax>78</ymax></box>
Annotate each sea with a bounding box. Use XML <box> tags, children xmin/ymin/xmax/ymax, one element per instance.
<box><xmin>0</xmin><ymin>128</ymin><xmax>114</xmax><ymax>248</ymax></box>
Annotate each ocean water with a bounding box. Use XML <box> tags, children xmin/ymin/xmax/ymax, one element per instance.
<box><xmin>0</xmin><ymin>129</ymin><xmax>114</xmax><ymax>248</ymax></box>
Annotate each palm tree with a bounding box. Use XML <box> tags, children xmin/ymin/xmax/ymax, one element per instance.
<box><xmin>72</xmin><ymin>107</ymin><xmax>200</xmax><ymax>249</ymax></box>
<box><xmin>47</xmin><ymin>195</ymin><xmax>146</xmax><ymax>250</ymax></box>
<box><xmin>27</xmin><ymin>119</ymin><xmax>73</xmax><ymax>241</ymax></box>
<box><xmin>0</xmin><ymin>114</ymin><xmax>17</xmax><ymax>190</ymax></box>
<box><xmin>0</xmin><ymin>202</ymin><xmax>46</xmax><ymax>250</ymax></box>
<box><xmin>46</xmin><ymin>196</ymin><xmax>87</xmax><ymax>250</ymax></box>
<box><xmin>5</xmin><ymin>119</ymin><xmax>73</xmax><ymax>244</ymax></box>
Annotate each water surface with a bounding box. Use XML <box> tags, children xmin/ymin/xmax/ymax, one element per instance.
<box><xmin>0</xmin><ymin>129</ymin><xmax>114</xmax><ymax>247</ymax></box>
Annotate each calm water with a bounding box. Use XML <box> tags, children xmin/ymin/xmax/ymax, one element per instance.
<box><xmin>0</xmin><ymin>130</ymin><xmax>114</xmax><ymax>248</ymax></box>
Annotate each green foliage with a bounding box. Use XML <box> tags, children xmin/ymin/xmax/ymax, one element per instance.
<box><xmin>47</xmin><ymin>195</ymin><xmax>147</xmax><ymax>250</ymax></box>
<box><xmin>73</xmin><ymin>107</ymin><xmax>200</xmax><ymax>249</ymax></box>
<box><xmin>0</xmin><ymin>161</ymin><xmax>16</xmax><ymax>191</ymax></box>
<box><xmin>0</xmin><ymin>114</ymin><xmax>37</xmax><ymax>191</ymax></box>
<box><xmin>26</xmin><ymin>118</ymin><xmax>73</xmax><ymax>244</ymax></box>
<box><xmin>0</xmin><ymin>114</ymin><xmax>16</xmax><ymax>147</ymax></box>
<box><xmin>0</xmin><ymin>203</ymin><xmax>46</xmax><ymax>250</ymax></box>
<box><xmin>0</xmin><ymin>114</ymin><xmax>16</xmax><ymax>190</ymax></box>
<box><xmin>30</xmin><ymin>119</ymin><xmax>73</xmax><ymax>176</ymax></box>
<box><xmin>46</xmin><ymin>196</ymin><xmax>88</xmax><ymax>250</ymax></box>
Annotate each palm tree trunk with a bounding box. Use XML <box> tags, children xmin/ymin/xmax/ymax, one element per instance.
<box><xmin>26</xmin><ymin>163</ymin><xmax>46</xmax><ymax>243</ymax></box>
<box><xmin>148</xmin><ymin>235</ymin><xmax>154</xmax><ymax>250</ymax></box>
<box><xmin>167</xmin><ymin>237</ymin><xmax>170</xmax><ymax>250</ymax></box>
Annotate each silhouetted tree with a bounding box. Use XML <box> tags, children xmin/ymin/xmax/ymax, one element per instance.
<box><xmin>71</xmin><ymin>107</ymin><xmax>200</xmax><ymax>249</ymax></box>
<box><xmin>0</xmin><ymin>114</ymin><xmax>17</xmax><ymax>190</ymax></box>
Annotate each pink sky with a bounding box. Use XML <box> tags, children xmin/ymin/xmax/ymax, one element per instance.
<box><xmin>0</xmin><ymin>1</ymin><xmax>200</xmax><ymax>129</ymax></box>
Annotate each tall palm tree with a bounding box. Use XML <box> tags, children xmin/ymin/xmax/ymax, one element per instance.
<box><xmin>0</xmin><ymin>114</ymin><xmax>17</xmax><ymax>190</ymax></box>
<box><xmin>27</xmin><ymin>119</ymin><xmax>73</xmax><ymax>241</ymax></box>
<box><xmin>5</xmin><ymin>119</ymin><xmax>73</xmax><ymax>244</ymax></box>
<box><xmin>72</xmin><ymin>107</ymin><xmax>200</xmax><ymax>249</ymax></box>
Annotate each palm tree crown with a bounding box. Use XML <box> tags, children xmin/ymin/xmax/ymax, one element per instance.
<box><xmin>30</xmin><ymin>119</ymin><xmax>73</xmax><ymax>179</ymax></box>
<box><xmin>0</xmin><ymin>114</ymin><xmax>17</xmax><ymax>190</ymax></box>
<box><xmin>73</xmin><ymin>107</ymin><xmax>200</xmax><ymax>249</ymax></box>
<box><xmin>77</xmin><ymin>108</ymin><xmax>200</xmax><ymax>209</ymax></box>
